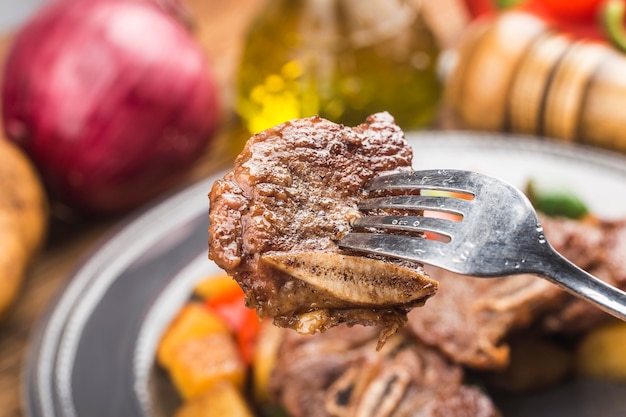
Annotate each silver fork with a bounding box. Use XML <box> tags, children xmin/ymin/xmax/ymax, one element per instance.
<box><xmin>339</xmin><ymin>169</ymin><xmax>626</xmax><ymax>321</ymax></box>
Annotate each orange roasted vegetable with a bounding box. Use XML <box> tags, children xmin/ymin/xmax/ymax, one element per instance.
<box><xmin>157</xmin><ymin>302</ymin><xmax>229</xmax><ymax>368</ymax></box>
<box><xmin>167</xmin><ymin>332</ymin><xmax>246</xmax><ymax>400</ymax></box>
<box><xmin>193</xmin><ymin>274</ymin><xmax>242</xmax><ymax>302</ymax></box>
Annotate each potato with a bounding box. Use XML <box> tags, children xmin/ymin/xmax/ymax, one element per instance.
<box><xmin>0</xmin><ymin>224</ymin><xmax>28</xmax><ymax>317</ymax></box>
<box><xmin>174</xmin><ymin>381</ymin><xmax>254</xmax><ymax>417</ymax></box>
<box><xmin>157</xmin><ymin>302</ymin><xmax>229</xmax><ymax>368</ymax></box>
<box><xmin>0</xmin><ymin>139</ymin><xmax>47</xmax><ymax>317</ymax></box>
<box><xmin>167</xmin><ymin>332</ymin><xmax>246</xmax><ymax>400</ymax></box>
<box><xmin>576</xmin><ymin>320</ymin><xmax>626</xmax><ymax>381</ymax></box>
<box><xmin>486</xmin><ymin>337</ymin><xmax>573</xmax><ymax>393</ymax></box>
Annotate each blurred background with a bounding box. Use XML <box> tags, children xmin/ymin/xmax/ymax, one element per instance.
<box><xmin>0</xmin><ymin>0</ymin><xmax>48</xmax><ymax>29</ymax></box>
<box><xmin>4</xmin><ymin>0</ymin><xmax>626</xmax><ymax>223</ymax></box>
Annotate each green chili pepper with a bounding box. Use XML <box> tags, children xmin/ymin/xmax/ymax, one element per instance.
<box><xmin>495</xmin><ymin>0</ymin><xmax>526</xmax><ymax>9</ymax></box>
<box><xmin>526</xmin><ymin>178</ymin><xmax>590</xmax><ymax>219</ymax></box>
<box><xmin>602</xmin><ymin>0</ymin><xmax>626</xmax><ymax>52</ymax></box>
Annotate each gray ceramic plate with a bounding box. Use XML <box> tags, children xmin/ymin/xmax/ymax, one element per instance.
<box><xmin>24</xmin><ymin>131</ymin><xmax>626</xmax><ymax>417</ymax></box>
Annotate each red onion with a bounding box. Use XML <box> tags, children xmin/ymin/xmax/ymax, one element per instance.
<box><xmin>2</xmin><ymin>0</ymin><xmax>220</xmax><ymax>214</ymax></box>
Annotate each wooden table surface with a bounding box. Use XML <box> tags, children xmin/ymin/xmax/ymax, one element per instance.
<box><xmin>0</xmin><ymin>0</ymin><xmax>264</xmax><ymax>415</ymax></box>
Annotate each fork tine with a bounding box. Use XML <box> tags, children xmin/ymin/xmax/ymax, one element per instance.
<box><xmin>358</xmin><ymin>195</ymin><xmax>471</xmax><ymax>216</ymax></box>
<box><xmin>364</xmin><ymin>169</ymin><xmax>479</xmax><ymax>194</ymax></box>
<box><xmin>352</xmin><ymin>215</ymin><xmax>458</xmax><ymax>238</ymax></box>
<box><xmin>339</xmin><ymin>232</ymin><xmax>449</xmax><ymax>268</ymax></box>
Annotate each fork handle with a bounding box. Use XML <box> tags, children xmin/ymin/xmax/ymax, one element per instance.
<box><xmin>540</xmin><ymin>249</ymin><xmax>626</xmax><ymax>321</ymax></box>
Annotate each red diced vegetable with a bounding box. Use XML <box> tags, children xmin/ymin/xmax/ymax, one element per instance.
<box><xmin>205</xmin><ymin>284</ymin><xmax>261</xmax><ymax>364</ymax></box>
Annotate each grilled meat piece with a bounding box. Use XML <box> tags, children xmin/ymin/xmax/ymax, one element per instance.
<box><xmin>209</xmin><ymin>113</ymin><xmax>437</xmax><ymax>347</ymax></box>
<box><xmin>407</xmin><ymin>269</ymin><xmax>557</xmax><ymax>371</ymax></box>
<box><xmin>270</xmin><ymin>325</ymin><xmax>501</xmax><ymax>417</ymax></box>
<box><xmin>540</xmin><ymin>218</ymin><xmax>626</xmax><ymax>334</ymax></box>
<box><xmin>407</xmin><ymin>215</ymin><xmax>622</xmax><ymax>370</ymax></box>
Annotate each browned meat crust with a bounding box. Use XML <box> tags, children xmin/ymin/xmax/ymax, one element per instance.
<box><xmin>540</xmin><ymin>218</ymin><xmax>626</xmax><ymax>334</ymax></box>
<box><xmin>209</xmin><ymin>113</ymin><xmax>437</xmax><ymax>345</ymax></box>
<box><xmin>270</xmin><ymin>325</ymin><xmax>501</xmax><ymax>417</ymax></box>
<box><xmin>407</xmin><ymin>215</ymin><xmax>624</xmax><ymax>370</ymax></box>
<box><xmin>407</xmin><ymin>269</ymin><xmax>560</xmax><ymax>370</ymax></box>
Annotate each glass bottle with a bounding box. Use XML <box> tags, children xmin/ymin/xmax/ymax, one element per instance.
<box><xmin>236</xmin><ymin>0</ymin><xmax>442</xmax><ymax>134</ymax></box>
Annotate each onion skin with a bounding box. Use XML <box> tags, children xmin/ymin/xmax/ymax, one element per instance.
<box><xmin>1</xmin><ymin>0</ymin><xmax>219</xmax><ymax>214</ymax></box>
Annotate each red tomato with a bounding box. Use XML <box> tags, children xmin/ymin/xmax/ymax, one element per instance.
<box><xmin>205</xmin><ymin>287</ymin><xmax>261</xmax><ymax>364</ymax></box>
<box><xmin>521</xmin><ymin>0</ymin><xmax>606</xmax><ymax>39</ymax></box>
<box><xmin>235</xmin><ymin>309</ymin><xmax>262</xmax><ymax>364</ymax></box>
<box><xmin>539</xmin><ymin>0</ymin><xmax>604</xmax><ymax>22</ymax></box>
